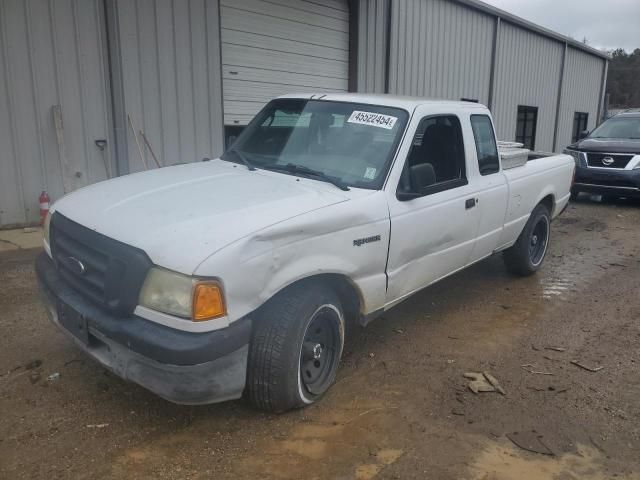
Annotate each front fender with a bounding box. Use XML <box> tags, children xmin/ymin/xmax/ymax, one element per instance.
<box><xmin>195</xmin><ymin>192</ymin><xmax>391</xmax><ymax>324</ymax></box>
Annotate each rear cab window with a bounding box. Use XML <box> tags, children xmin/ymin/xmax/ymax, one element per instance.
<box><xmin>470</xmin><ymin>115</ymin><xmax>500</xmax><ymax>175</ymax></box>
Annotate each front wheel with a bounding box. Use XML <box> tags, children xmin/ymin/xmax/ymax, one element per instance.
<box><xmin>503</xmin><ymin>203</ymin><xmax>551</xmax><ymax>276</ymax></box>
<box><xmin>246</xmin><ymin>283</ymin><xmax>345</xmax><ymax>413</ymax></box>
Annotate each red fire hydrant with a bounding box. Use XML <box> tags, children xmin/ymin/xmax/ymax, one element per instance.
<box><xmin>39</xmin><ymin>191</ymin><xmax>50</xmax><ymax>225</ymax></box>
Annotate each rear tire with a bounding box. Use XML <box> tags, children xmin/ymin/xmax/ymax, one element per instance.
<box><xmin>570</xmin><ymin>189</ymin><xmax>579</xmax><ymax>201</ymax></box>
<box><xmin>246</xmin><ymin>283</ymin><xmax>345</xmax><ymax>413</ymax></box>
<box><xmin>503</xmin><ymin>203</ymin><xmax>551</xmax><ymax>276</ymax></box>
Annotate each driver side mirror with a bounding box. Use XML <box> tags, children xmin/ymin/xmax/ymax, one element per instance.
<box><xmin>578</xmin><ymin>129</ymin><xmax>589</xmax><ymax>140</ymax></box>
<box><xmin>397</xmin><ymin>163</ymin><xmax>437</xmax><ymax>201</ymax></box>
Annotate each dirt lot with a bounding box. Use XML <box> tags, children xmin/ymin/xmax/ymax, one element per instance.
<box><xmin>1</xmin><ymin>197</ymin><xmax>639</xmax><ymax>480</ymax></box>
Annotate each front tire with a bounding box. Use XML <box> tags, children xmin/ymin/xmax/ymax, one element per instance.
<box><xmin>503</xmin><ymin>203</ymin><xmax>551</xmax><ymax>276</ymax></box>
<box><xmin>246</xmin><ymin>283</ymin><xmax>345</xmax><ymax>413</ymax></box>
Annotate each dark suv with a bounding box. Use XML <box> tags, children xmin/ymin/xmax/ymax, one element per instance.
<box><xmin>564</xmin><ymin>112</ymin><xmax>640</xmax><ymax>200</ymax></box>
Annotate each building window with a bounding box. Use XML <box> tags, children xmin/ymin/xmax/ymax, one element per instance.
<box><xmin>572</xmin><ymin>112</ymin><xmax>589</xmax><ymax>143</ymax></box>
<box><xmin>471</xmin><ymin>115</ymin><xmax>500</xmax><ymax>175</ymax></box>
<box><xmin>515</xmin><ymin>105</ymin><xmax>538</xmax><ymax>150</ymax></box>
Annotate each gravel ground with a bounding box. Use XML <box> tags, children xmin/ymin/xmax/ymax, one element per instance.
<box><xmin>1</xmin><ymin>196</ymin><xmax>639</xmax><ymax>480</ymax></box>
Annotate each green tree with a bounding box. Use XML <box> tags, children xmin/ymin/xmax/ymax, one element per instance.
<box><xmin>606</xmin><ymin>48</ymin><xmax>640</xmax><ymax>108</ymax></box>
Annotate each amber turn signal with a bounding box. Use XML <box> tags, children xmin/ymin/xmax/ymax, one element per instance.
<box><xmin>192</xmin><ymin>282</ymin><xmax>226</xmax><ymax>321</ymax></box>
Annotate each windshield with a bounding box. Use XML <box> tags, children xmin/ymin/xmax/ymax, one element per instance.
<box><xmin>589</xmin><ymin>116</ymin><xmax>640</xmax><ymax>139</ymax></box>
<box><xmin>221</xmin><ymin>99</ymin><xmax>409</xmax><ymax>189</ymax></box>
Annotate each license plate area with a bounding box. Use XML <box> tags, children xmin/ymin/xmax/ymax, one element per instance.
<box><xmin>58</xmin><ymin>302</ymin><xmax>90</xmax><ymax>345</ymax></box>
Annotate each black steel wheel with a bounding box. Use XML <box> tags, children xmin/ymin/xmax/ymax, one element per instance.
<box><xmin>299</xmin><ymin>305</ymin><xmax>342</xmax><ymax>399</ymax></box>
<box><xmin>529</xmin><ymin>214</ymin><xmax>549</xmax><ymax>267</ymax></box>
<box><xmin>503</xmin><ymin>203</ymin><xmax>551</xmax><ymax>276</ymax></box>
<box><xmin>247</xmin><ymin>283</ymin><xmax>345</xmax><ymax>413</ymax></box>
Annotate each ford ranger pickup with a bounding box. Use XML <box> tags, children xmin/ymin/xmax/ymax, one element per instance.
<box><xmin>36</xmin><ymin>93</ymin><xmax>574</xmax><ymax>412</ymax></box>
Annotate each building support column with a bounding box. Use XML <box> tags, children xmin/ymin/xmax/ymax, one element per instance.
<box><xmin>487</xmin><ymin>16</ymin><xmax>500</xmax><ymax>111</ymax></box>
<box><xmin>596</xmin><ymin>60</ymin><xmax>609</xmax><ymax>125</ymax></box>
<box><xmin>383</xmin><ymin>0</ymin><xmax>392</xmax><ymax>93</ymax></box>
<box><xmin>552</xmin><ymin>43</ymin><xmax>568</xmax><ymax>152</ymax></box>
<box><xmin>103</xmin><ymin>0</ymin><xmax>129</xmax><ymax>176</ymax></box>
<box><xmin>347</xmin><ymin>0</ymin><xmax>359</xmax><ymax>92</ymax></box>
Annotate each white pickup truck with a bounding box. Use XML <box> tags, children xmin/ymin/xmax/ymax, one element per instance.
<box><xmin>37</xmin><ymin>94</ymin><xmax>574</xmax><ymax>412</ymax></box>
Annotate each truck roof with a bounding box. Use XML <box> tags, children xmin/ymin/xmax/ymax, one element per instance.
<box><xmin>277</xmin><ymin>92</ymin><xmax>489</xmax><ymax>112</ymax></box>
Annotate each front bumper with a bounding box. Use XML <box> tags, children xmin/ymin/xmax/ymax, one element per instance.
<box><xmin>573</xmin><ymin>166</ymin><xmax>640</xmax><ymax>198</ymax></box>
<box><xmin>36</xmin><ymin>252</ymin><xmax>251</xmax><ymax>405</ymax></box>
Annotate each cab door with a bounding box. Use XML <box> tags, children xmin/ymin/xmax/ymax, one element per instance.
<box><xmin>467</xmin><ymin>114</ymin><xmax>509</xmax><ymax>263</ymax></box>
<box><xmin>385</xmin><ymin>107</ymin><xmax>482</xmax><ymax>306</ymax></box>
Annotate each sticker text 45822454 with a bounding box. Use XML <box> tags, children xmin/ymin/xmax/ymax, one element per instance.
<box><xmin>347</xmin><ymin>111</ymin><xmax>398</xmax><ymax>130</ymax></box>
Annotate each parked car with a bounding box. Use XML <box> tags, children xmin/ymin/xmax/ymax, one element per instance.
<box><xmin>36</xmin><ymin>94</ymin><xmax>574</xmax><ymax>412</ymax></box>
<box><xmin>565</xmin><ymin>111</ymin><xmax>640</xmax><ymax>200</ymax></box>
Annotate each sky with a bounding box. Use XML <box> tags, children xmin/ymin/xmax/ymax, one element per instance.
<box><xmin>482</xmin><ymin>0</ymin><xmax>640</xmax><ymax>53</ymax></box>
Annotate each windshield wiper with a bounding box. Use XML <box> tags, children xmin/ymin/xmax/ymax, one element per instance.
<box><xmin>264</xmin><ymin>163</ymin><xmax>350</xmax><ymax>191</ymax></box>
<box><xmin>224</xmin><ymin>148</ymin><xmax>256</xmax><ymax>171</ymax></box>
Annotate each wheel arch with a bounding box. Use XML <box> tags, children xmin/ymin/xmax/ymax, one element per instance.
<box><xmin>261</xmin><ymin>273</ymin><xmax>365</xmax><ymax>330</ymax></box>
<box><xmin>538</xmin><ymin>193</ymin><xmax>555</xmax><ymax>215</ymax></box>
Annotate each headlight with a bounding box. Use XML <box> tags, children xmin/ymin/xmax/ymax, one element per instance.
<box><xmin>563</xmin><ymin>149</ymin><xmax>582</xmax><ymax>165</ymax></box>
<box><xmin>139</xmin><ymin>268</ymin><xmax>226</xmax><ymax>321</ymax></box>
<box><xmin>43</xmin><ymin>211</ymin><xmax>52</xmax><ymax>246</ymax></box>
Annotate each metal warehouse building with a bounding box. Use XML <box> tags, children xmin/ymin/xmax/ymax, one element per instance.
<box><xmin>0</xmin><ymin>0</ymin><xmax>608</xmax><ymax>227</ymax></box>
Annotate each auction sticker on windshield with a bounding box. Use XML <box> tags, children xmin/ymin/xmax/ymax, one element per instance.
<box><xmin>347</xmin><ymin>111</ymin><xmax>397</xmax><ymax>130</ymax></box>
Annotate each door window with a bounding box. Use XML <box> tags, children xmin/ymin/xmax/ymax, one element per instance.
<box><xmin>471</xmin><ymin>115</ymin><xmax>500</xmax><ymax>175</ymax></box>
<box><xmin>397</xmin><ymin>115</ymin><xmax>467</xmax><ymax>197</ymax></box>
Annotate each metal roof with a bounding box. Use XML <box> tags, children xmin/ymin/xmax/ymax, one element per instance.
<box><xmin>453</xmin><ymin>0</ymin><xmax>611</xmax><ymax>60</ymax></box>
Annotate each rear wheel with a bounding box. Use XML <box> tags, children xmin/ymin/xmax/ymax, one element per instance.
<box><xmin>570</xmin><ymin>189</ymin><xmax>579</xmax><ymax>201</ymax></box>
<box><xmin>503</xmin><ymin>203</ymin><xmax>551</xmax><ymax>276</ymax></box>
<box><xmin>246</xmin><ymin>283</ymin><xmax>345</xmax><ymax>413</ymax></box>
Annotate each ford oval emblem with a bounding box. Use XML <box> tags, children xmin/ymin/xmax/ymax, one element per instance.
<box><xmin>64</xmin><ymin>256</ymin><xmax>87</xmax><ymax>276</ymax></box>
<box><xmin>602</xmin><ymin>156</ymin><xmax>614</xmax><ymax>166</ymax></box>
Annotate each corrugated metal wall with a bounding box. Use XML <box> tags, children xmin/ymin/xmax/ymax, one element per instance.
<box><xmin>0</xmin><ymin>0</ymin><xmax>112</xmax><ymax>227</ymax></box>
<box><xmin>357</xmin><ymin>0</ymin><xmax>388</xmax><ymax>93</ymax></box>
<box><xmin>220</xmin><ymin>0</ymin><xmax>349</xmax><ymax>126</ymax></box>
<box><xmin>555</xmin><ymin>47</ymin><xmax>605</xmax><ymax>150</ymax></box>
<box><xmin>115</xmin><ymin>0</ymin><xmax>224</xmax><ymax>172</ymax></box>
<box><xmin>491</xmin><ymin>22</ymin><xmax>564</xmax><ymax>151</ymax></box>
<box><xmin>387</xmin><ymin>0</ymin><xmax>494</xmax><ymax>103</ymax></box>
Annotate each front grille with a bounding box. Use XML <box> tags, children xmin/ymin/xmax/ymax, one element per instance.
<box><xmin>586</xmin><ymin>153</ymin><xmax>634</xmax><ymax>169</ymax></box>
<box><xmin>50</xmin><ymin>213</ymin><xmax>152</xmax><ymax>315</ymax></box>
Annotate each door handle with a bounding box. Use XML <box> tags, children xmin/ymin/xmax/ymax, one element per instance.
<box><xmin>465</xmin><ymin>198</ymin><xmax>477</xmax><ymax>209</ymax></box>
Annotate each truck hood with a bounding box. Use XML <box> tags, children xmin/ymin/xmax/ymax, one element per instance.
<box><xmin>52</xmin><ymin>160</ymin><xmax>351</xmax><ymax>274</ymax></box>
<box><xmin>571</xmin><ymin>137</ymin><xmax>640</xmax><ymax>154</ymax></box>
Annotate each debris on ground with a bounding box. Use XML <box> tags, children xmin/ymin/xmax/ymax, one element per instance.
<box><xmin>544</xmin><ymin>346</ymin><xmax>566</xmax><ymax>352</ymax></box>
<box><xmin>393</xmin><ymin>328</ymin><xmax>404</xmax><ymax>334</ymax></box>
<box><xmin>463</xmin><ymin>372</ymin><xmax>506</xmax><ymax>395</ymax></box>
<box><xmin>521</xmin><ymin>364</ymin><xmax>553</xmax><ymax>375</ymax></box>
<box><xmin>86</xmin><ymin>423</ymin><xmax>109</xmax><ymax>429</ymax></box>
<box><xmin>47</xmin><ymin>372</ymin><xmax>60</xmax><ymax>382</ymax></box>
<box><xmin>482</xmin><ymin>372</ymin><xmax>506</xmax><ymax>395</ymax></box>
<box><xmin>527</xmin><ymin>385</ymin><xmax>568</xmax><ymax>394</ymax></box>
<box><xmin>570</xmin><ymin>360</ymin><xmax>604</xmax><ymax>372</ymax></box>
<box><xmin>506</xmin><ymin>431</ymin><xmax>555</xmax><ymax>456</ymax></box>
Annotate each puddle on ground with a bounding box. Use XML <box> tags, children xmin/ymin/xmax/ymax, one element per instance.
<box><xmin>470</xmin><ymin>441</ymin><xmax>640</xmax><ymax>480</ymax></box>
